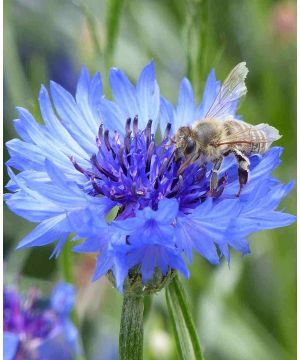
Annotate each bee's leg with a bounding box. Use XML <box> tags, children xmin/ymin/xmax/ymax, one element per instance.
<box><xmin>232</xmin><ymin>148</ymin><xmax>250</xmax><ymax>197</ymax></box>
<box><xmin>177</xmin><ymin>152</ymin><xmax>202</xmax><ymax>175</ymax></box>
<box><xmin>210</xmin><ymin>157</ymin><xmax>223</xmax><ymax>192</ymax></box>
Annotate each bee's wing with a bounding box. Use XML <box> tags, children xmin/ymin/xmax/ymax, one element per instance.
<box><xmin>204</xmin><ymin>62</ymin><xmax>248</xmax><ymax>120</ymax></box>
<box><xmin>254</xmin><ymin>123</ymin><xmax>281</xmax><ymax>143</ymax></box>
<box><xmin>216</xmin><ymin>124</ymin><xmax>281</xmax><ymax>146</ymax></box>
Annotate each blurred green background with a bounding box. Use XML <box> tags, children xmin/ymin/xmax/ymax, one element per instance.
<box><xmin>3</xmin><ymin>0</ymin><xmax>296</xmax><ymax>359</ymax></box>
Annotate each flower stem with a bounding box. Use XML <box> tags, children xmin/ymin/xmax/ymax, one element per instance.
<box><xmin>186</xmin><ymin>0</ymin><xmax>209</xmax><ymax>98</ymax></box>
<box><xmin>166</xmin><ymin>274</ymin><xmax>204</xmax><ymax>360</ymax></box>
<box><xmin>60</xmin><ymin>239</ymin><xmax>79</xmax><ymax>327</ymax></box>
<box><xmin>119</xmin><ymin>294</ymin><xmax>144</xmax><ymax>360</ymax></box>
<box><xmin>61</xmin><ymin>239</ymin><xmax>74</xmax><ymax>284</ymax></box>
<box><xmin>60</xmin><ymin>240</ymin><xmax>87</xmax><ymax>360</ymax></box>
<box><xmin>4</xmin><ymin>0</ymin><xmax>31</xmax><ymax>108</ymax></box>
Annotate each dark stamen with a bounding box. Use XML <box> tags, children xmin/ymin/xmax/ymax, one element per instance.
<box><xmin>104</xmin><ymin>130</ymin><xmax>111</xmax><ymax>150</ymax></box>
<box><xmin>176</xmin><ymin>175</ymin><xmax>184</xmax><ymax>193</ymax></box>
<box><xmin>124</xmin><ymin>134</ymin><xmax>131</xmax><ymax>165</ymax></box>
<box><xmin>163</xmin><ymin>123</ymin><xmax>172</xmax><ymax>141</ymax></box>
<box><xmin>170</xmin><ymin>176</ymin><xmax>179</xmax><ymax>190</ymax></box>
<box><xmin>91</xmin><ymin>177</ymin><xmax>104</xmax><ymax>195</ymax></box>
<box><xmin>91</xmin><ymin>154</ymin><xmax>119</xmax><ymax>182</ymax></box>
<box><xmin>131</xmin><ymin>182</ymin><xmax>136</xmax><ymax>194</ymax></box>
<box><xmin>69</xmin><ymin>156</ymin><xmax>93</xmax><ymax>177</ymax></box>
<box><xmin>125</xmin><ymin>118</ymin><xmax>131</xmax><ymax>135</ymax></box>
<box><xmin>98</xmin><ymin>124</ymin><xmax>103</xmax><ymax>139</ymax></box>
<box><xmin>144</xmin><ymin>120</ymin><xmax>152</xmax><ymax>149</ymax></box>
<box><xmin>167</xmin><ymin>151</ymin><xmax>176</xmax><ymax>171</ymax></box>
<box><xmin>133</xmin><ymin>115</ymin><xmax>139</xmax><ymax>135</ymax></box>
<box><xmin>104</xmin><ymin>130</ymin><xmax>116</xmax><ymax>159</ymax></box>
<box><xmin>69</xmin><ymin>156</ymin><xmax>84</xmax><ymax>173</ymax></box>
<box><xmin>146</xmin><ymin>141</ymin><xmax>155</xmax><ymax>174</ymax></box>
<box><xmin>118</xmin><ymin>146</ymin><xmax>128</xmax><ymax>176</ymax></box>
<box><xmin>158</xmin><ymin>157</ymin><xmax>169</xmax><ymax>179</ymax></box>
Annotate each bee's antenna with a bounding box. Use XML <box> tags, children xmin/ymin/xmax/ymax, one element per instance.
<box><xmin>163</xmin><ymin>141</ymin><xmax>174</xmax><ymax>149</ymax></box>
<box><xmin>163</xmin><ymin>136</ymin><xmax>176</xmax><ymax>149</ymax></box>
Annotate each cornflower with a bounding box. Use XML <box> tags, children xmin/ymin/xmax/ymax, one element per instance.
<box><xmin>5</xmin><ymin>61</ymin><xmax>295</xmax><ymax>293</ymax></box>
<box><xmin>4</xmin><ymin>282</ymin><xmax>80</xmax><ymax>359</ymax></box>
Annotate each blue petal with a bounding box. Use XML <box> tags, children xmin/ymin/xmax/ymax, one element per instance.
<box><xmin>61</xmin><ymin>318</ymin><xmax>82</xmax><ymax>355</ymax></box>
<box><xmin>159</xmin><ymin>96</ymin><xmax>175</xmax><ymax>135</ymax></box>
<box><xmin>6</xmin><ymin>139</ymin><xmax>47</xmax><ymax>172</ymax></box>
<box><xmin>4</xmin><ymin>332</ymin><xmax>19</xmax><ymax>360</ymax></box>
<box><xmin>16</xmin><ymin>213</ymin><xmax>68</xmax><ymax>249</ymax></box>
<box><xmin>51</xmin><ymin>282</ymin><xmax>76</xmax><ymax>315</ymax></box>
<box><xmin>73</xmin><ymin>236</ymin><xmax>105</xmax><ymax>253</ymax></box>
<box><xmin>75</xmin><ymin>67</ymin><xmax>100</xmax><ymax>134</ymax></box>
<box><xmin>113</xmin><ymin>216</ymin><xmax>142</xmax><ymax>233</ymax></box>
<box><xmin>5</xmin><ymin>167</ymin><xmax>62</xmax><ymax>222</ymax></box>
<box><xmin>50</xmin><ymin>81</ymin><xmax>96</xmax><ymax>153</ymax></box>
<box><xmin>134</xmin><ymin>198</ymin><xmax>178</xmax><ymax>224</ymax></box>
<box><xmin>113</xmin><ymin>256</ymin><xmax>130</xmax><ymax>292</ymax></box>
<box><xmin>89</xmin><ymin>72</ymin><xmax>103</xmax><ymax>112</ymax></box>
<box><xmin>109</xmin><ymin>67</ymin><xmax>139</xmax><ymax>120</ymax></box>
<box><xmin>39</xmin><ymin>85</ymin><xmax>89</xmax><ymax>160</ymax></box>
<box><xmin>98</xmin><ymin>98</ymin><xmax>126</xmax><ymax>135</ymax></box>
<box><xmin>219</xmin><ymin>243</ymin><xmax>230</xmax><ymax>264</ymax></box>
<box><xmin>175</xmin><ymin>198</ymin><xmax>240</xmax><ymax>264</ymax></box>
<box><xmin>174</xmin><ymin>78</ymin><xmax>196</xmax><ymax>129</ymax></box>
<box><xmin>50</xmin><ymin>234</ymin><xmax>68</xmax><ymax>258</ymax></box>
<box><xmin>136</xmin><ymin>60</ymin><xmax>160</xmax><ymax>130</ymax></box>
<box><xmin>37</xmin><ymin>335</ymin><xmax>74</xmax><ymax>360</ymax></box>
<box><xmin>76</xmin><ymin>66</ymin><xmax>90</xmax><ymax>102</ymax></box>
<box><xmin>92</xmin><ymin>249</ymin><xmax>113</xmax><ymax>281</ymax></box>
<box><xmin>196</xmin><ymin>69</ymin><xmax>220</xmax><ymax>119</ymax></box>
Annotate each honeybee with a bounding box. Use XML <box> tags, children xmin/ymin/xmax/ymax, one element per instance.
<box><xmin>173</xmin><ymin>62</ymin><xmax>281</xmax><ymax>196</ymax></box>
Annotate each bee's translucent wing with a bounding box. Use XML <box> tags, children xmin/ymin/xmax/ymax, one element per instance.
<box><xmin>254</xmin><ymin>123</ymin><xmax>281</xmax><ymax>143</ymax></box>
<box><xmin>217</xmin><ymin>124</ymin><xmax>281</xmax><ymax>146</ymax></box>
<box><xmin>204</xmin><ymin>62</ymin><xmax>249</xmax><ymax>119</ymax></box>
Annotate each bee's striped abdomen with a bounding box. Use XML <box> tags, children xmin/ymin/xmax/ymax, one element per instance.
<box><xmin>250</xmin><ymin>128</ymin><xmax>268</xmax><ymax>154</ymax></box>
<box><xmin>224</xmin><ymin>120</ymin><xmax>269</xmax><ymax>155</ymax></box>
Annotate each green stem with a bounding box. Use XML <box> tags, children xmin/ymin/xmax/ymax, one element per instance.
<box><xmin>119</xmin><ymin>294</ymin><xmax>144</xmax><ymax>360</ymax></box>
<box><xmin>61</xmin><ymin>238</ymin><xmax>74</xmax><ymax>284</ymax></box>
<box><xmin>185</xmin><ymin>0</ymin><xmax>209</xmax><ymax>98</ymax></box>
<box><xmin>4</xmin><ymin>0</ymin><xmax>31</xmax><ymax>109</ymax></box>
<box><xmin>60</xmin><ymin>240</ymin><xmax>87</xmax><ymax>360</ymax></box>
<box><xmin>60</xmin><ymin>239</ymin><xmax>79</xmax><ymax>327</ymax></box>
<box><xmin>196</xmin><ymin>0</ymin><xmax>208</xmax><ymax>94</ymax></box>
<box><xmin>185</xmin><ymin>1</ymin><xmax>195</xmax><ymax>84</ymax></box>
<box><xmin>166</xmin><ymin>274</ymin><xmax>204</xmax><ymax>360</ymax></box>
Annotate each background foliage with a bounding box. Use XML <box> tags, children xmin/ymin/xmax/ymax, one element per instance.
<box><xmin>3</xmin><ymin>0</ymin><xmax>296</xmax><ymax>359</ymax></box>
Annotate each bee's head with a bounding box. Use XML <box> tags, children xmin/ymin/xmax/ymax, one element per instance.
<box><xmin>173</xmin><ymin>126</ymin><xmax>197</xmax><ymax>160</ymax></box>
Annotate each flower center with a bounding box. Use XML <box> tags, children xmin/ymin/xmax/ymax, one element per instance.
<box><xmin>71</xmin><ymin>117</ymin><xmax>225</xmax><ymax>213</ymax></box>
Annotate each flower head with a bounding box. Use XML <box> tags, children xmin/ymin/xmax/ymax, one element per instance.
<box><xmin>5</xmin><ymin>61</ymin><xmax>295</xmax><ymax>293</ymax></box>
<box><xmin>3</xmin><ymin>283</ymin><xmax>80</xmax><ymax>360</ymax></box>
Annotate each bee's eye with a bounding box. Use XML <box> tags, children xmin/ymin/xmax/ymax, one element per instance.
<box><xmin>185</xmin><ymin>139</ymin><xmax>195</xmax><ymax>154</ymax></box>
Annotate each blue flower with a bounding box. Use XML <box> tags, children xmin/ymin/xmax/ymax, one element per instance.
<box><xmin>5</xmin><ymin>61</ymin><xmax>295</xmax><ymax>293</ymax></box>
<box><xmin>3</xmin><ymin>283</ymin><xmax>80</xmax><ymax>360</ymax></box>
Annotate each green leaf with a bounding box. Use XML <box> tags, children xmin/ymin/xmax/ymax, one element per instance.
<box><xmin>166</xmin><ymin>274</ymin><xmax>204</xmax><ymax>360</ymax></box>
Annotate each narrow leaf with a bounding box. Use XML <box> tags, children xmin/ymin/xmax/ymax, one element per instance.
<box><xmin>166</xmin><ymin>274</ymin><xmax>204</xmax><ymax>360</ymax></box>
<box><xmin>106</xmin><ymin>0</ymin><xmax>124</xmax><ymax>66</ymax></box>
